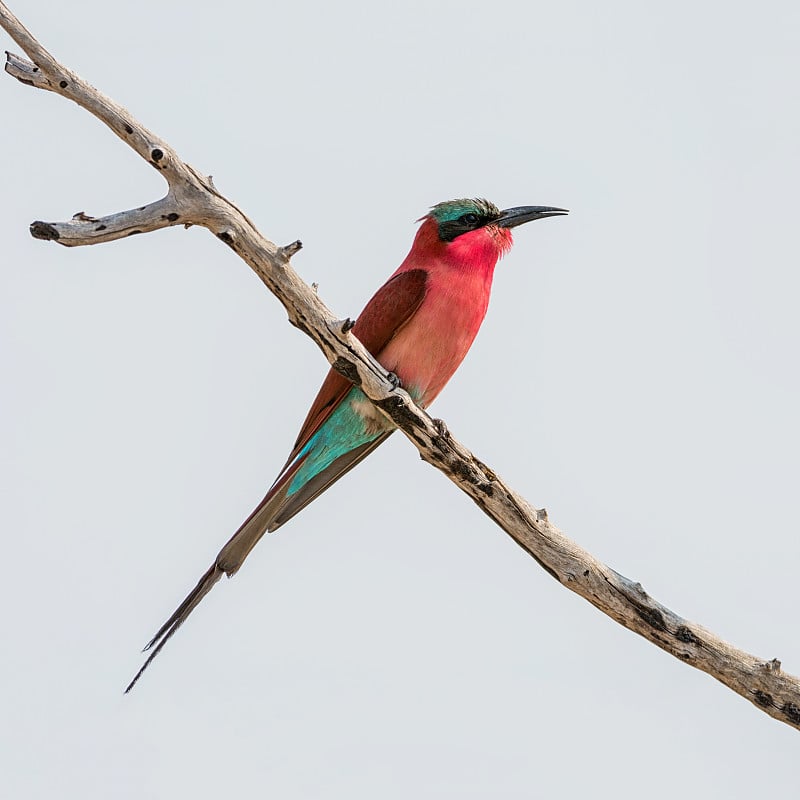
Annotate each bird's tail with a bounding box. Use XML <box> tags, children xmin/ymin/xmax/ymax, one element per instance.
<box><xmin>124</xmin><ymin>433</ymin><xmax>392</xmax><ymax>692</ymax></box>
<box><xmin>124</xmin><ymin>562</ymin><xmax>224</xmax><ymax>693</ymax></box>
<box><xmin>124</xmin><ymin>480</ymin><xmax>294</xmax><ymax>694</ymax></box>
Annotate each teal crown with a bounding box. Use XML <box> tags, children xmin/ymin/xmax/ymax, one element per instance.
<box><xmin>428</xmin><ymin>198</ymin><xmax>501</xmax><ymax>242</ymax></box>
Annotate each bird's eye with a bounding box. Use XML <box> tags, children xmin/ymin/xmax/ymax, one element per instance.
<box><xmin>460</xmin><ymin>213</ymin><xmax>479</xmax><ymax>226</ymax></box>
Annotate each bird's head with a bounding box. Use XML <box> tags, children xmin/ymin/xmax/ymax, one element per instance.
<box><xmin>420</xmin><ymin>198</ymin><xmax>567</xmax><ymax>265</ymax></box>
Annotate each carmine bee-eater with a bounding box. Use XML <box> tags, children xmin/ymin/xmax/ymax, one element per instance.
<box><xmin>126</xmin><ymin>197</ymin><xmax>567</xmax><ymax>691</ymax></box>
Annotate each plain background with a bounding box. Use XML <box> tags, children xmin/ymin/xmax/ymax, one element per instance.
<box><xmin>2</xmin><ymin>1</ymin><xmax>798</xmax><ymax>797</ymax></box>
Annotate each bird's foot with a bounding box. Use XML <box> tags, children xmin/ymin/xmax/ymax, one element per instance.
<box><xmin>432</xmin><ymin>418</ymin><xmax>451</xmax><ymax>440</ymax></box>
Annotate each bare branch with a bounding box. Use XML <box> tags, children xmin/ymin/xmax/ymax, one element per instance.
<box><xmin>29</xmin><ymin>197</ymin><xmax>183</xmax><ymax>246</ymax></box>
<box><xmin>2</xmin><ymin>1</ymin><xmax>799</xmax><ymax>730</ymax></box>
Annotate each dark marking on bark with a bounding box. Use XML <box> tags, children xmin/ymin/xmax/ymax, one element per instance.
<box><xmin>675</xmin><ymin>626</ymin><xmax>701</xmax><ymax>645</ymax></box>
<box><xmin>450</xmin><ymin>458</ymin><xmax>482</xmax><ymax>485</ymax></box>
<box><xmin>431</xmin><ymin>435</ymin><xmax>448</xmax><ymax>452</ymax></box>
<box><xmin>33</xmin><ymin>67</ymin><xmax>39</xmax><ymax>73</ymax></box>
<box><xmin>635</xmin><ymin>606</ymin><xmax>667</xmax><ymax>631</ymax></box>
<box><xmin>217</xmin><ymin>231</ymin><xmax>234</xmax><ymax>248</ymax></box>
<box><xmin>59</xmin><ymin>80</ymin><xmax>68</xmax><ymax>88</ymax></box>
<box><xmin>163</xmin><ymin>213</ymin><xmax>179</xmax><ymax>222</ymax></box>
<box><xmin>95</xmin><ymin>224</ymin><xmax>107</xmax><ymax>231</ymax></box>
<box><xmin>375</xmin><ymin>394</ymin><xmax>415</xmax><ymax>428</ymax></box>
<box><xmin>124</xmin><ymin>124</ymin><xmax>133</xmax><ymax>134</ymax></box>
<box><xmin>782</xmin><ymin>703</ymin><xmax>800</xmax><ymax>724</ymax></box>
<box><xmin>289</xmin><ymin>312</ymin><xmax>316</xmax><ymax>341</ymax></box>
<box><xmin>30</xmin><ymin>221</ymin><xmax>60</xmax><ymax>240</ymax></box>
<box><xmin>753</xmin><ymin>690</ymin><xmax>773</xmax><ymax>708</ymax></box>
<box><xmin>127</xmin><ymin>230</ymin><xmax>142</xmax><ymax>236</ymax></box>
<box><xmin>332</xmin><ymin>358</ymin><xmax>362</xmax><ymax>387</ymax></box>
<box><xmin>583</xmin><ymin>569</ymin><xmax>590</xmax><ymax>577</ymax></box>
<box><xmin>341</xmin><ymin>318</ymin><xmax>355</xmax><ymax>333</ymax></box>
<box><xmin>291</xmin><ymin>318</ymin><xmax>311</xmax><ymax>337</ymax></box>
<box><xmin>374</xmin><ymin>395</ymin><xmax>426</xmax><ymax>446</ymax></box>
<box><xmin>478</xmin><ymin>482</ymin><xmax>494</xmax><ymax>497</ymax></box>
<box><xmin>16</xmin><ymin>77</ymin><xmax>35</xmax><ymax>87</ymax></box>
<box><xmin>151</xmin><ymin>148</ymin><xmax>163</xmax><ymax>161</ymax></box>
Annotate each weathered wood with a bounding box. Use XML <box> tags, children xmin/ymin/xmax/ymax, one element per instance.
<box><xmin>2</xmin><ymin>1</ymin><xmax>798</xmax><ymax>730</ymax></box>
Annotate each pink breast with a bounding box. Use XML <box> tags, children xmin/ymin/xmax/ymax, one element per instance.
<box><xmin>379</xmin><ymin>266</ymin><xmax>492</xmax><ymax>407</ymax></box>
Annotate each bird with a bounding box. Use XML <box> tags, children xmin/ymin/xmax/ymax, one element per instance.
<box><xmin>125</xmin><ymin>197</ymin><xmax>567</xmax><ymax>691</ymax></box>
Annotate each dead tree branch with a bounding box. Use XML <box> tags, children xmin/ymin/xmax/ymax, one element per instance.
<box><xmin>2</xmin><ymin>1</ymin><xmax>798</xmax><ymax>730</ymax></box>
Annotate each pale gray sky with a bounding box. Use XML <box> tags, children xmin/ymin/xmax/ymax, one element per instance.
<box><xmin>2</xmin><ymin>1</ymin><xmax>798</xmax><ymax>797</ymax></box>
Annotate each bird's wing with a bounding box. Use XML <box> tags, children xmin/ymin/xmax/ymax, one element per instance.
<box><xmin>288</xmin><ymin>268</ymin><xmax>429</xmax><ymax>456</ymax></box>
<box><xmin>240</xmin><ymin>267</ymin><xmax>429</xmax><ymax>533</ymax></box>
<box><xmin>125</xmin><ymin>268</ymin><xmax>428</xmax><ymax>692</ymax></box>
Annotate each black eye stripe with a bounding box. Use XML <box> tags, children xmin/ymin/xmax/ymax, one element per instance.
<box><xmin>438</xmin><ymin>210</ymin><xmax>497</xmax><ymax>242</ymax></box>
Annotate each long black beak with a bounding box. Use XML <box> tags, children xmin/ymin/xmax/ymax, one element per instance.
<box><xmin>496</xmin><ymin>205</ymin><xmax>569</xmax><ymax>228</ymax></box>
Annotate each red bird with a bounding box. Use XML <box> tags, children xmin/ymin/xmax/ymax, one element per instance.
<box><xmin>127</xmin><ymin>197</ymin><xmax>567</xmax><ymax>690</ymax></box>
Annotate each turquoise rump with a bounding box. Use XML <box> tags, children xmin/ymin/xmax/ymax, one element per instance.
<box><xmin>287</xmin><ymin>386</ymin><xmax>387</xmax><ymax>496</ymax></box>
